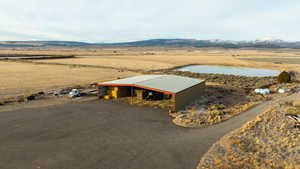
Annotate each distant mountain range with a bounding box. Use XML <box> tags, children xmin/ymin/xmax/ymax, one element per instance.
<box><xmin>1</xmin><ymin>39</ymin><xmax>300</xmax><ymax>49</ymax></box>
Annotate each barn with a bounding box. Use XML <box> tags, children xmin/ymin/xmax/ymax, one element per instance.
<box><xmin>96</xmin><ymin>75</ymin><xmax>205</xmax><ymax>111</ymax></box>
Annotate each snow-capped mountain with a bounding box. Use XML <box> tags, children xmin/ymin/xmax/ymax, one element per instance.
<box><xmin>255</xmin><ymin>36</ymin><xmax>285</xmax><ymax>43</ymax></box>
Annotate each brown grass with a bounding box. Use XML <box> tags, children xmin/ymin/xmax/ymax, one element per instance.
<box><xmin>173</xmin><ymin>102</ymin><xmax>259</xmax><ymax>128</ymax></box>
<box><xmin>292</xmin><ymin>99</ymin><xmax>300</xmax><ymax>107</ymax></box>
<box><xmin>198</xmin><ymin>103</ymin><xmax>300</xmax><ymax>169</ymax></box>
<box><xmin>32</xmin><ymin>57</ymin><xmax>175</xmax><ymax>71</ymax></box>
<box><xmin>30</xmin><ymin>51</ymin><xmax>276</xmax><ymax>71</ymax></box>
<box><xmin>1</xmin><ymin>47</ymin><xmax>300</xmax><ymax>101</ymax></box>
<box><xmin>0</xmin><ymin>61</ymin><xmax>138</xmax><ymax>99</ymax></box>
<box><xmin>2</xmin><ymin>48</ymin><xmax>300</xmax><ymax>71</ymax></box>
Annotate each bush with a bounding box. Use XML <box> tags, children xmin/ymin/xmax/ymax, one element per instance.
<box><xmin>23</xmin><ymin>94</ymin><xmax>35</xmax><ymax>102</ymax></box>
<box><xmin>277</xmin><ymin>71</ymin><xmax>291</xmax><ymax>83</ymax></box>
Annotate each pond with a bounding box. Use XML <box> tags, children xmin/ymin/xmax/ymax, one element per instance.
<box><xmin>177</xmin><ymin>65</ymin><xmax>280</xmax><ymax>77</ymax></box>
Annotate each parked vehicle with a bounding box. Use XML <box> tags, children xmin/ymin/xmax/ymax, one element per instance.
<box><xmin>254</xmin><ymin>88</ymin><xmax>270</xmax><ymax>95</ymax></box>
<box><xmin>68</xmin><ymin>89</ymin><xmax>81</xmax><ymax>98</ymax></box>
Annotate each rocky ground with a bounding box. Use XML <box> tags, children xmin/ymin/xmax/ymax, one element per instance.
<box><xmin>171</xmin><ymin>82</ymin><xmax>299</xmax><ymax>128</ymax></box>
<box><xmin>197</xmin><ymin>99</ymin><xmax>300</xmax><ymax>169</ymax></box>
<box><xmin>171</xmin><ymin>84</ymin><xmax>260</xmax><ymax>128</ymax></box>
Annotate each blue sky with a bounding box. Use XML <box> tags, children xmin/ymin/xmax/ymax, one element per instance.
<box><xmin>1</xmin><ymin>0</ymin><xmax>300</xmax><ymax>42</ymax></box>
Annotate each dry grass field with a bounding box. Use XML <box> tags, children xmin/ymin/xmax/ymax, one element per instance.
<box><xmin>26</xmin><ymin>48</ymin><xmax>300</xmax><ymax>71</ymax></box>
<box><xmin>1</xmin><ymin>47</ymin><xmax>300</xmax><ymax>100</ymax></box>
<box><xmin>29</xmin><ymin>50</ymin><xmax>241</xmax><ymax>71</ymax></box>
<box><xmin>35</xmin><ymin>56</ymin><xmax>175</xmax><ymax>71</ymax></box>
<box><xmin>0</xmin><ymin>61</ymin><xmax>137</xmax><ymax>99</ymax></box>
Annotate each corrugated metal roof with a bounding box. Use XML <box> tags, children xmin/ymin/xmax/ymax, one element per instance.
<box><xmin>101</xmin><ymin>75</ymin><xmax>164</xmax><ymax>85</ymax></box>
<box><xmin>99</xmin><ymin>75</ymin><xmax>205</xmax><ymax>94</ymax></box>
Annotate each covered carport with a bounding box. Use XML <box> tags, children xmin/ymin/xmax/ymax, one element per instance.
<box><xmin>97</xmin><ymin>75</ymin><xmax>205</xmax><ymax>111</ymax></box>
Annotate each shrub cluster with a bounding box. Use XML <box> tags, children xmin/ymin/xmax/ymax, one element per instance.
<box><xmin>277</xmin><ymin>71</ymin><xmax>291</xmax><ymax>83</ymax></box>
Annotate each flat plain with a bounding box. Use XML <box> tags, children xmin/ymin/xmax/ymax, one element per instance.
<box><xmin>29</xmin><ymin>49</ymin><xmax>300</xmax><ymax>71</ymax></box>
<box><xmin>1</xmin><ymin>47</ymin><xmax>300</xmax><ymax>100</ymax></box>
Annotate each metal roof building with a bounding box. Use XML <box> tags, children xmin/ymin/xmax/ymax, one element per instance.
<box><xmin>100</xmin><ymin>75</ymin><xmax>204</xmax><ymax>94</ymax></box>
<box><xmin>97</xmin><ymin>75</ymin><xmax>206</xmax><ymax>111</ymax></box>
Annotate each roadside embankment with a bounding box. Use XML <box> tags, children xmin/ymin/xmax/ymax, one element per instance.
<box><xmin>197</xmin><ymin>94</ymin><xmax>300</xmax><ymax>169</ymax></box>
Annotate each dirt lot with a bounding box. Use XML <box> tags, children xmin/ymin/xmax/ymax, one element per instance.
<box><xmin>0</xmin><ymin>99</ymin><xmax>269</xmax><ymax>169</ymax></box>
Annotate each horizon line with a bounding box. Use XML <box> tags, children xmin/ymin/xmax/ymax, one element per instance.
<box><xmin>0</xmin><ymin>38</ymin><xmax>299</xmax><ymax>44</ymax></box>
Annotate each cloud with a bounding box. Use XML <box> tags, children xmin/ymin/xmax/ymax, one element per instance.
<box><xmin>0</xmin><ymin>0</ymin><xmax>300</xmax><ymax>42</ymax></box>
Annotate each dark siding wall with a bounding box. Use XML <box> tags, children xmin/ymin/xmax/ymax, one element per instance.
<box><xmin>174</xmin><ymin>82</ymin><xmax>205</xmax><ymax>111</ymax></box>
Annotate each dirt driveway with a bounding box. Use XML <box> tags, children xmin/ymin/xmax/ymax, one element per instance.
<box><xmin>0</xmin><ymin>100</ymin><xmax>271</xmax><ymax>169</ymax></box>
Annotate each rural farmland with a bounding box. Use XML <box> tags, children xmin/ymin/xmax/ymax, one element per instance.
<box><xmin>1</xmin><ymin>47</ymin><xmax>300</xmax><ymax>169</ymax></box>
<box><xmin>2</xmin><ymin>0</ymin><xmax>300</xmax><ymax>168</ymax></box>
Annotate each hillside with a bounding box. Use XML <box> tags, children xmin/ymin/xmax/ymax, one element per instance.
<box><xmin>1</xmin><ymin>39</ymin><xmax>300</xmax><ymax>49</ymax></box>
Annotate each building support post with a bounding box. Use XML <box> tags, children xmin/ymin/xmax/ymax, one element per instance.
<box><xmin>131</xmin><ymin>86</ymin><xmax>133</xmax><ymax>104</ymax></box>
<box><xmin>172</xmin><ymin>94</ymin><xmax>176</xmax><ymax>112</ymax></box>
<box><xmin>97</xmin><ymin>86</ymin><xmax>100</xmax><ymax>99</ymax></box>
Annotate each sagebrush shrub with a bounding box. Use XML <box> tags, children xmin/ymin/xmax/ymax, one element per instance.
<box><xmin>277</xmin><ymin>71</ymin><xmax>290</xmax><ymax>83</ymax></box>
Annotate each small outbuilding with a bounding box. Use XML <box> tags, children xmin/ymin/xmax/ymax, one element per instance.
<box><xmin>96</xmin><ymin>75</ymin><xmax>205</xmax><ymax>111</ymax></box>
